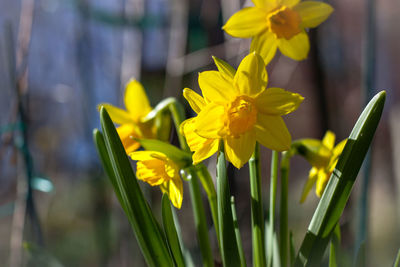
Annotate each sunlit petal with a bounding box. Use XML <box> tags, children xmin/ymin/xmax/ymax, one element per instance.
<box><xmin>256</xmin><ymin>87</ymin><xmax>304</xmax><ymax>115</ymax></box>
<box><xmin>183</xmin><ymin>88</ymin><xmax>206</xmax><ymax>114</ymax></box>
<box><xmin>316</xmin><ymin>169</ymin><xmax>329</xmax><ymax>197</ymax></box>
<box><xmin>212</xmin><ymin>56</ymin><xmax>236</xmax><ymax>81</ymax></box>
<box><xmin>234</xmin><ymin>52</ymin><xmax>268</xmax><ymax>96</ymax></box>
<box><xmin>100</xmin><ymin>104</ymin><xmax>133</xmax><ymax>124</ymax></box>
<box><xmin>277</xmin><ymin>31</ymin><xmax>310</xmax><ymax>61</ymax></box>
<box><xmin>124</xmin><ymin>79</ymin><xmax>152</xmax><ymax>120</ymax></box>
<box><xmin>168</xmin><ymin>178</ymin><xmax>183</xmax><ymax>209</ymax></box>
<box><xmin>192</xmin><ymin>139</ymin><xmax>219</xmax><ymax>164</ymax></box>
<box><xmin>322</xmin><ymin>130</ymin><xmax>335</xmax><ymax>150</ymax></box>
<box><xmin>280</xmin><ymin>0</ymin><xmax>300</xmax><ymax>7</ymax></box>
<box><xmin>294</xmin><ymin>1</ymin><xmax>334</xmax><ymax>28</ymax></box>
<box><xmin>254</xmin><ymin>114</ymin><xmax>291</xmax><ymax>151</ymax></box>
<box><xmin>198</xmin><ymin>71</ymin><xmax>237</xmax><ymax>103</ymax></box>
<box><xmin>223</xmin><ymin>7</ymin><xmax>268</xmax><ymax>38</ymax></box>
<box><xmin>117</xmin><ymin>124</ymin><xmax>140</xmax><ymax>153</ymax></box>
<box><xmin>194</xmin><ymin>104</ymin><xmax>225</xmax><ymax>139</ymax></box>
<box><xmin>300</xmin><ymin>167</ymin><xmax>318</xmax><ymax>203</ymax></box>
<box><xmin>250</xmin><ymin>31</ymin><xmax>278</xmax><ymax>65</ymax></box>
<box><xmin>224</xmin><ymin>130</ymin><xmax>256</xmax><ymax>169</ymax></box>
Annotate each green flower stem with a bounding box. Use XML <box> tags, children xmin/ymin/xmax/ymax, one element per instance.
<box><xmin>217</xmin><ymin>141</ymin><xmax>240</xmax><ymax>267</ymax></box>
<box><xmin>329</xmin><ymin>224</ymin><xmax>341</xmax><ymax>267</ymax></box>
<box><xmin>268</xmin><ymin>151</ymin><xmax>279</xmax><ymax>267</ymax></box>
<box><xmin>184</xmin><ymin>170</ymin><xmax>215</xmax><ymax>267</ymax></box>
<box><xmin>170</xmin><ymin>100</ymin><xmax>214</xmax><ymax>266</ymax></box>
<box><xmin>196</xmin><ymin>164</ymin><xmax>220</xmax><ymax>241</ymax></box>
<box><xmin>168</xmin><ymin>100</ymin><xmax>189</xmax><ymax>151</ymax></box>
<box><xmin>249</xmin><ymin>144</ymin><xmax>266</xmax><ymax>267</ymax></box>
<box><xmin>279</xmin><ymin>151</ymin><xmax>291</xmax><ymax>267</ymax></box>
<box><xmin>231</xmin><ymin>196</ymin><xmax>247</xmax><ymax>267</ymax></box>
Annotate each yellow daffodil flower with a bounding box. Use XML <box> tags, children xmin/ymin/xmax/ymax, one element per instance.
<box><xmin>181</xmin><ymin>53</ymin><xmax>304</xmax><ymax>169</ymax></box>
<box><xmin>223</xmin><ymin>0</ymin><xmax>334</xmax><ymax>64</ymax></box>
<box><xmin>300</xmin><ymin>130</ymin><xmax>347</xmax><ymax>203</ymax></box>
<box><xmin>99</xmin><ymin>79</ymin><xmax>156</xmax><ymax>154</ymax></box>
<box><xmin>130</xmin><ymin>151</ymin><xmax>183</xmax><ymax>209</ymax></box>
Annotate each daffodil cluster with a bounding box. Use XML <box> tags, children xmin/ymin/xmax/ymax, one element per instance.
<box><xmin>181</xmin><ymin>53</ymin><xmax>304</xmax><ymax>168</ymax></box>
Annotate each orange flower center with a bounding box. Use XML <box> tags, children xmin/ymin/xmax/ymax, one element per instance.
<box><xmin>268</xmin><ymin>6</ymin><xmax>302</xmax><ymax>39</ymax></box>
<box><xmin>225</xmin><ymin>96</ymin><xmax>257</xmax><ymax>137</ymax></box>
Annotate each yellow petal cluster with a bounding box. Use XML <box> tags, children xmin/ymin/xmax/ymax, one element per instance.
<box><xmin>181</xmin><ymin>53</ymin><xmax>304</xmax><ymax>169</ymax></box>
<box><xmin>130</xmin><ymin>151</ymin><xmax>183</xmax><ymax>209</ymax></box>
<box><xmin>99</xmin><ymin>79</ymin><xmax>156</xmax><ymax>154</ymax></box>
<box><xmin>300</xmin><ymin>130</ymin><xmax>347</xmax><ymax>203</ymax></box>
<box><xmin>223</xmin><ymin>0</ymin><xmax>334</xmax><ymax>64</ymax></box>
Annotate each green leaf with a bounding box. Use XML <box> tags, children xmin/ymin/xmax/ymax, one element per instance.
<box><xmin>294</xmin><ymin>91</ymin><xmax>386</xmax><ymax>267</ymax></box>
<box><xmin>162</xmin><ymin>194</ymin><xmax>185</xmax><ymax>267</ymax></box>
<box><xmin>354</xmin><ymin>241</ymin><xmax>366</xmax><ymax>267</ymax></box>
<box><xmin>249</xmin><ymin>144</ymin><xmax>266</xmax><ymax>267</ymax></box>
<box><xmin>184</xmin><ymin>170</ymin><xmax>215</xmax><ymax>267</ymax></box>
<box><xmin>98</xmin><ymin>107</ymin><xmax>173</xmax><ymax>267</ymax></box>
<box><xmin>393</xmin><ymin>248</ymin><xmax>400</xmax><ymax>267</ymax></box>
<box><xmin>329</xmin><ymin>224</ymin><xmax>341</xmax><ymax>267</ymax></box>
<box><xmin>137</xmin><ymin>138</ymin><xmax>193</xmax><ymax>168</ymax></box>
<box><xmin>231</xmin><ymin>196</ymin><xmax>247</xmax><ymax>267</ymax></box>
<box><xmin>217</xmin><ymin>141</ymin><xmax>241</xmax><ymax>267</ymax></box>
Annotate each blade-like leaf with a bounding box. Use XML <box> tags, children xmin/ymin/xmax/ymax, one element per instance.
<box><xmin>217</xmin><ymin>141</ymin><xmax>241</xmax><ymax>266</ymax></box>
<box><xmin>99</xmin><ymin>107</ymin><xmax>173</xmax><ymax>267</ymax></box>
<box><xmin>137</xmin><ymin>138</ymin><xmax>193</xmax><ymax>168</ymax></box>
<box><xmin>162</xmin><ymin>194</ymin><xmax>185</xmax><ymax>267</ymax></box>
<box><xmin>294</xmin><ymin>91</ymin><xmax>386</xmax><ymax>266</ymax></box>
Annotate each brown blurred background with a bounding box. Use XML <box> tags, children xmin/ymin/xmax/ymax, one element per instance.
<box><xmin>0</xmin><ymin>0</ymin><xmax>399</xmax><ymax>266</ymax></box>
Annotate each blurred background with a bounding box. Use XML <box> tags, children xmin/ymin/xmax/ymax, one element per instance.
<box><xmin>0</xmin><ymin>0</ymin><xmax>399</xmax><ymax>266</ymax></box>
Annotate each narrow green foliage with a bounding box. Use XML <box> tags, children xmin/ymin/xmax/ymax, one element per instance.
<box><xmin>249</xmin><ymin>144</ymin><xmax>266</xmax><ymax>267</ymax></box>
<box><xmin>195</xmin><ymin>164</ymin><xmax>220</xmax><ymax>240</ymax></box>
<box><xmin>280</xmin><ymin>151</ymin><xmax>291</xmax><ymax>267</ymax></box>
<box><xmin>294</xmin><ymin>91</ymin><xmax>386</xmax><ymax>267</ymax></box>
<box><xmin>98</xmin><ymin>107</ymin><xmax>173</xmax><ymax>267</ymax></box>
<box><xmin>185</xmin><ymin>170</ymin><xmax>215</xmax><ymax>267</ymax></box>
<box><xmin>354</xmin><ymin>241</ymin><xmax>366</xmax><ymax>267</ymax></box>
<box><xmin>393</xmin><ymin>248</ymin><xmax>400</xmax><ymax>267</ymax></box>
<box><xmin>290</xmin><ymin>232</ymin><xmax>296</xmax><ymax>267</ymax></box>
<box><xmin>329</xmin><ymin>224</ymin><xmax>341</xmax><ymax>267</ymax></box>
<box><xmin>217</xmin><ymin>142</ymin><xmax>240</xmax><ymax>267</ymax></box>
<box><xmin>161</xmin><ymin>194</ymin><xmax>185</xmax><ymax>267</ymax></box>
<box><xmin>268</xmin><ymin>151</ymin><xmax>279</xmax><ymax>267</ymax></box>
<box><xmin>231</xmin><ymin>196</ymin><xmax>247</xmax><ymax>267</ymax></box>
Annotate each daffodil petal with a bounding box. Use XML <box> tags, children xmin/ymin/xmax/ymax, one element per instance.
<box><xmin>183</xmin><ymin>88</ymin><xmax>206</xmax><ymax>114</ymax></box>
<box><xmin>250</xmin><ymin>31</ymin><xmax>278</xmax><ymax>65</ymax></box>
<box><xmin>168</xmin><ymin>178</ymin><xmax>183</xmax><ymax>209</ymax></box>
<box><xmin>333</xmin><ymin>139</ymin><xmax>347</xmax><ymax>158</ymax></box>
<box><xmin>256</xmin><ymin>87</ymin><xmax>304</xmax><ymax>115</ymax></box>
<box><xmin>322</xmin><ymin>130</ymin><xmax>335</xmax><ymax>150</ymax></box>
<box><xmin>193</xmin><ymin>139</ymin><xmax>219</xmax><ymax>164</ymax></box>
<box><xmin>100</xmin><ymin>104</ymin><xmax>133</xmax><ymax>124</ymax></box>
<box><xmin>224</xmin><ymin>131</ymin><xmax>256</xmax><ymax>169</ymax></box>
<box><xmin>223</xmin><ymin>7</ymin><xmax>268</xmax><ymax>38</ymax></box>
<box><xmin>194</xmin><ymin>104</ymin><xmax>225</xmax><ymax>139</ymax></box>
<box><xmin>294</xmin><ymin>1</ymin><xmax>334</xmax><ymax>28</ymax></box>
<box><xmin>278</xmin><ymin>31</ymin><xmax>310</xmax><ymax>61</ymax></box>
<box><xmin>234</xmin><ymin>52</ymin><xmax>268</xmax><ymax>96</ymax></box>
<box><xmin>280</xmin><ymin>0</ymin><xmax>300</xmax><ymax>8</ymax></box>
<box><xmin>130</xmin><ymin>150</ymin><xmax>166</xmax><ymax>161</ymax></box>
<box><xmin>255</xmin><ymin>114</ymin><xmax>291</xmax><ymax>151</ymax></box>
<box><xmin>117</xmin><ymin>124</ymin><xmax>141</xmax><ymax>153</ymax></box>
<box><xmin>252</xmin><ymin>0</ymin><xmax>278</xmax><ymax>11</ymax></box>
<box><xmin>300</xmin><ymin>167</ymin><xmax>318</xmax><ymax>203</ymax></box>
<box><xmin>316</xmin><ymin>169</ymin><xmax>329</xmax><ymax>197</ymax></box>
<box><xmin>124</xmin><ymin>79</ymin><xmax>152</xmax><ymax>120</ymax></box>
<box><xmin>212</xmin><ymin>56</ymin><xmax>236</xmax><ymax>80</ymax></box>
<box><xmin>198</xmin><ymin>71</ymin><xmax>237</xmax><ymax>103</ymax></box>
